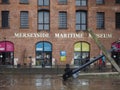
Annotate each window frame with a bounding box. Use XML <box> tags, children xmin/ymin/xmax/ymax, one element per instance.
<box><xmin>38</xmin><ymin>10</ymin><xmax>50</xmax><ymax>31</ymax></box>
<box><xmin>20</xmin><ymin>11</ymin><xmax>29</xmax><ymax>29</ymax></box>
<box><xmin>1</xmin><ymin>11</ymin><xmax>10</xmax><ymax>28</ymax></box>
<box><xmin>74</xmin><ymin>41</ymin><xmax>90</xmax><ymax>66</ymax></box>
<box><xmin>116</xmin><ymin>13</ymin><xmax>120</xmax><ymax>29</ymax></box>
<box><xmin>36</xmin><ymin>41</ymin><xmax>52</xmax><ymax>66</ymax></box>
<box><xmin>76</xmin><ymin>0</ymin><xmax>87</xmax><ymax>6</ymax></box>
<box><xmin>20</xmin><ymin>0</ymin><xmax>29</xmax><ymax>4</ymax></box>
<box><xmin>58</xmin><ymin>0</ymin><xmax>67</xmax><ymax>5</ymax></box>
<box><xmin>96</xmin><ymin>0</ymin><xmax>104</xmax><ymax>5</ymax></box>
<box><xmin>38</xmin><ymin>0</ymin><xmax>50</xmax><ymax>6</ymax></box>
<box><xmin>59</xmin><ymin>11</ymin><xmax>67</xmax><ymax>29</ymax></box>
<box><xmin>76</xmin><ymin>10</ymin><xmax>87</xmax><ymax>31</ymax></box>
<box><xmin>116</xmin><ymin>0</ymin><xmax>120</xmax><ymax>4</ymax></box>
<box><xmin>96</xmin><ymin>12</ymin><xmax>105</xmax><ymax>29</ymax></box>
<box><xmin>1</xmin><ymin>0</ymin><xmax>9</xmax><ymax>4</ymax></box>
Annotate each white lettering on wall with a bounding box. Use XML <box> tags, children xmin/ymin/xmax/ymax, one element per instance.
<box><xmin>14</xmin><ymin>33</ymin><xmax>112</xmax><ymax>39</ymax></box>
<box><xmin>54</xmin><ymin>33</ymin><xmax>83</xmax><ymax>38</ymax></box>
<box><xmin>89</xmin><ymin>33</ymin><xmax>112</xmax><ymax>38</ymax></box>
<box><xmin>14</xmin><ymin>33</ymin><xmax>49</xmax><ymax>38</ymax></box>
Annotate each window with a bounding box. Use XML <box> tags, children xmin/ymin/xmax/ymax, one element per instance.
<box><xmin>74</xmin><ymin>42</ymin><xmax>90</xmax><ymax>66</ymax></box>
<box><xmin>76</xmin><ymin>11</ymin><xmax>87</xmax><ymax>31</ymax></box>
<box><xmin>36</xmin><ymin>41</ymin><xmax>52</xmax><ymax>66</ymax></box>
<box><xmin>1</xmin><ymin>11</ymin><xmax>9</xmax><ymax>28</ymax></box>
<box><xmin>116</xmin><ymin>0</ymin><xmax>120</xmax><ymax>4</ymax></box>
<box><xmin>96</xmin><ymin>0</ymin><xmax>104</xmax><ymax>4</ymax></box>
<box><xmin>76</xmin><ymin>0</ymin><xmax>87</xmax><ymax>6</ymax></box>
<box><xmin>38</xmin><ymin>0</ymin><xmax>49</xmax><ymax>6</ymax></box>
<box><xmin>96</xmin><ymin>12</ymin><xmax>104</xmax><ymax>29</ymax></box>
<box><xmin>0</xmin><ymin>41</ymin><xmax>14</xmax><ymax>65</ymax></box>
<box><xmin>59</xmin><ymin>12</ymin><xmax>67</xmax><ymax>29</ymax></box>
<box><xmin>58</xmin><ymin>0</ymin><xmax>67</xmax><ymax>4</ymax></box>
<box><xmin>116</xmin><ymin>13</ymin><xmax>120</xmax><ymax>29</ymax></box>
<box><xmin>20</xmin><ymin>11</ymin><xmax>29</xmax><ymax>28</ymax></box>
<box><xmin>38</xmin><ymin>10</ymin><xmax>50</xmax><ymax>30</ymax></box>
<box><xmin>20</xmin><ymin>0</ymin><xmax>29</xmax><ymax>4</ymax></box>
<box><xmin>2</xmin><ymin>0</ymin><xmax>9</xmax><ymax>3</ymax></box>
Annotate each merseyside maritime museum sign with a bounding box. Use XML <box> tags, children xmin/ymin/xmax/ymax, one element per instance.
<box><xmin>14</xmin><ymin>33</ymin><xmax>112</xmax><ymax>39</ymax></box>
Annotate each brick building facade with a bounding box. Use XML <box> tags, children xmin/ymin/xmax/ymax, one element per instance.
<box><xmin>0</xmin><ymin>0</ymin><xmax>120</xmax><ymax>67</ymax></box>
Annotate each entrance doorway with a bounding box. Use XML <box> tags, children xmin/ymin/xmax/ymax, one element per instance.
<box><xmin>111</xmin><ymin>41</ymin><xmax>120</xmax><ymax>68</ymax></box>
<box><xmin>74</xmin><ymin>42</ymin><xmax>90</xmax><ymax>66</ymax></box>
<box><xmin>36</xmin><ymin>41</ymin><xmax>52</xmax><ymax>66</ymax></box>
<box><xmin>0</xmin><ymin>41</ymin><xmax>14</xmax><ymax>65</ymax></box>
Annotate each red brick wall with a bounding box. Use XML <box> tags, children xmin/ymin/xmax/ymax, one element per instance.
<box><xmin>0</xmin><ymin>0</ymin><xmax>120</xmax><ymax>65</ymax></box>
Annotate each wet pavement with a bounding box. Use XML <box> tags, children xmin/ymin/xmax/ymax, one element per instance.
<box><xmin>0</xmin><ymin>74</ymin><xmax>120</xmax><ymax>90</ymax></box>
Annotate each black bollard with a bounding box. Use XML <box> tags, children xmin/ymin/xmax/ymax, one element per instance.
<box><xmin>63</xmin><ymin>64</ymin><xmax>72</xmax><ymax>81</ymax></box>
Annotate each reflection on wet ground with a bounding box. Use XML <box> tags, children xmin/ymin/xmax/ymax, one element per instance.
<box><xmin>0</xmin><ymin>74</ymin><xmax>120</xmax><ymax>90</ymax></box>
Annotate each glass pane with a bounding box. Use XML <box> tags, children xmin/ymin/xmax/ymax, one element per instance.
<box><xmin>59</xmin><ymin>0</ymin><xmax>67</xmax><ymax>4</ymax></box>
<box><xmin>116</xmin><ymin>0</ymin><xmax>120</xmax><ymax>3</ymax></box>
<box><xmin>38</xmin><ymin>0</ymin><xmax>43</xmax><ymax>6</ymax></box>
<box><xmin>44</xmin><ymin>12</ymin><xmax>49</xmax><ymax>23</ymax></box>
<box><xmin>74</xmin><ymin>42</ymin><xmax>81</xmax><ymax>51</ymax></box>
<box><xmin>76</xmin><ymin>0</ymin><xmax>87</xmax><ymax>6</ymax></box>
<box><xmin>76</xmin><ymin>1</ymin><xmax>80</xmax><ymax>6</ymax></box>
<box><xmin>74</xmin><ymin>52</ymin><xmax>81</xmax><ymax>59</ymax></box>
<box><xmin>82</xmin><ymin>42</ymin><xmax>89</xmax><ymax>51</ymax></box>
<box><xmin>20</xmin><ymin>0</ymin><xmax>28</xmax><ymax>4</ymax></box>
<box><xmin>76</xmin><ymin>25</ymin><xmax>80</xmax><ymax>30</ymax></box>
<box><xmin>38</xmin><ymin>12</ymin><xmax>43</xmax><ymax>23</ymax></box>
<box><xmin>36</xmin><ymin>43</ymin><xmax>43</xmax><ymax>51</ymax></box>
<box><xmin>38</xmin><ymin>24</ymin><xmax>43</xmax><ymax>30</ymax></box>
<box><xmin>36</xmin><ymin>52</ymin><xmax>43</xmax><ymax>59</ymax></box>
<box><xmin>45</xmin><ymin>52</ymin><xmax>52</xmax><ymax>66</ymax></box>
<box><xmin>59</xmin><ymin>12</ymin><xmax>67</xmax><ymax>28</ymax></box>
<box><xmin>82</xmin><ymin>52</ymin><xmax>89</xmax><ymax>59</ymax></box>
<box><xmin>44</xmin><ymin>24</ymin><xmax>49</xmax><ymax>30</ymax></box>
<box><xmin>44</xmin><ymin>0</ymin><xmax>49</xmax><ymax>5</ymax></box>
<box><xmin>38</xmin><ymin>0</ymin><xmax>49</xmax><ymax>6</ymax></box>
<box><xmin>81</xmin><ymin>12</ymin><xmax>86</xmax><ymax>23</ymax></box>
<box><xmin>81</xmin><ymin>25</ymin><xmax>86</xmax><ymax>30</ymax></box>
<box><xmin>116</xmin><ymin>13</ymin><xmax>120</xmax><ymax>28</ymax></box>
<box><xmin>96</xmin><ymin>0</ymin><xmax>104</xmax><ymax>4</ymax></box>
<box><xmin>81</xmin><ymin>17</ymin><xmax>86</xmax><ymax>23</ymax></box>
<box><xmin>2</xmin><ymin>11</ymin><xmax>9</xmax><ymax>27</ymax></box>
<box><xmin>76</xmin><ymin>12</ymin><xmax>80</xmax><ymax>23</ymax></box>
<box><xmin>97</xmin><ymin>12</ymin><xmax>104</xmax><ymax>28</ymax></box>
<box><xmin>81</xmin><ymin>0</ymin><xmax>86</xmax><ymax>6</ymax></box>
<box><xmin>20</xmin><ymin>11</ymin><xmax>28</xmax><ymax>27</ymax></box>
<box><xmin>44</xmin><ymin>42</ymin><xmax>52</xmax><ymax>51</ymax></box>
<box><xmin>76</xmin><ymin>11</ymin><xmax>87</xmax><ymax>30</ymax></box>
<box><xmin>2</xmin><ymin>0</ymin><xmax>9</xmax><ymax>3</ymax></box>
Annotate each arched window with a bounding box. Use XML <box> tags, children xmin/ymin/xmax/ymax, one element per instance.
<box><xmin>36</xmin><ymin>41</ymin><xmax>52</xmax><ymax>66</ymax></box>
<box><xmin>74</xmin><ymin>41</ymin><xmax>90</xmax><ymax>66</ymax></box>
<box><xmin>0</xmin><ymin>41</ymin><xmax>14</xmax><ymax>65</ymax></box>
<box><xmin>38</xmin><ymin>10</ymin><xmax>50</xmax><ymax>31</ymax></box>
